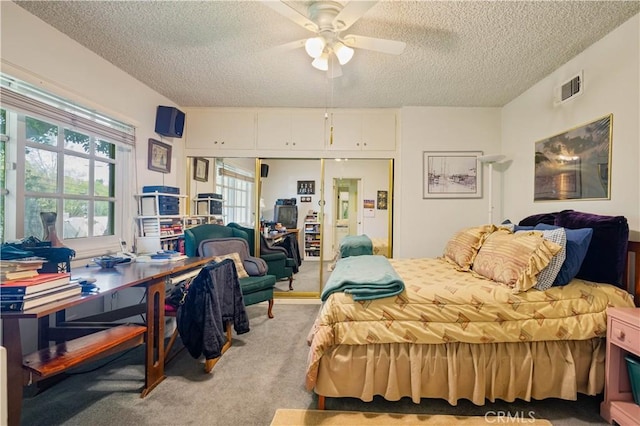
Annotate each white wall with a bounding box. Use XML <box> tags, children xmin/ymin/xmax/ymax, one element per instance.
<box><xmin>261</xmin><ymin>159</ymin><xmax>321</xmax><ymax>228</ymax></box>
<box><xmin>396</xmin><ymin>107</ymin><xmax>502</xmax><ymax>258</ymax></box>
<box><xmin>1</xmin><ymin>2</ymin><xmax>185</xmax><ymax>248</ymax></box>
<box><xmin>502</xmin><ymin>14</ymin><xmax>640</xmax><ymax>237</ymax></box>
<box><xmin>1</xmin><ymin>2</ymin><xmax>187</xmax><ymax>350</ymax></box>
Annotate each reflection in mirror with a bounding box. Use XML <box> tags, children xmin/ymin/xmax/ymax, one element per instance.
<box><xmin>186</xmin><ymin>157</ymin><xmax>393</xmax><ymax>300</ymax></box>
<box><xmin>187</xmin><ymin>157</ymin><xmax>256</xmax><ymax>227</ymax></box>
<box><xmin>259</xmin><ymin>158</ymin><xmax>323</xmax><ymax>297</ymax></box>
<box><xmin>324</xmin><ymin>158</ymin><xmax>393</xmax><ymax>277</ymax></box>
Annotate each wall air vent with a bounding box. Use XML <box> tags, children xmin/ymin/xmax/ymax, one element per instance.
<box><xmin>554</xmin><ymin>71</ymin><xmax>583</xmax><ymax>106</ymax></box>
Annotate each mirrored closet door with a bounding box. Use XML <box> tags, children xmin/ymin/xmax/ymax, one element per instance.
<box><xmin>258</xmin><ymin>158</ymin><xmax>324</xmax><ymax>298</ymax></box>
<box><xmin>185</xmin><ymin>156</ymin><xmax>393</xmax><ymax>299</ymax></box>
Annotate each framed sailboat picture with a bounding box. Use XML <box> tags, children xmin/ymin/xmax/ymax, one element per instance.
<box><xmin>423</xmin><ymin>151</ymin><xmax>482</xmax><ymax>199</ymax></box>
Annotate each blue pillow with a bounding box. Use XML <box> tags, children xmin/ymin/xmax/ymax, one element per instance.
<box><xmin>534</xmin><ymin>224</ymin><xmax>593</xmax><ymax>286</ymax></box>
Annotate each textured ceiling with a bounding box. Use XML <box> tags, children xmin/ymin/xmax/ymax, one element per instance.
<box><xmin>14</xmin><ymin>1</ymin><xmax>640</xmax><ymax>108</ymax></box>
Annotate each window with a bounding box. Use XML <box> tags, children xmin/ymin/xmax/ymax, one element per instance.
<box><xmin>23</xmin><ymin>116</ymin><xmax>116</xmax><ymax>239</ymax></box>
<box><xmin>215</xmin><ymin>159</ymin><xmax>254</xmax><ymax>226</ymax></box>
<box><xmin>1</xmin><ymin>75</ymin><xmax>134</xmax><ymax>255</ymax></box>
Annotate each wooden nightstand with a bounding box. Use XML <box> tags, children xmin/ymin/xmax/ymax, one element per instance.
<box><xmin>600</xmin><ymin>307</ymin><xmax>640</xmax><ymax>425</ymax></box>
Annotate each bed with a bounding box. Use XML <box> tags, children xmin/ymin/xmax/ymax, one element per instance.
<box><xmin>328</xmin><ymin>235</ymin><xmax>390</xmax><ymax>272</ymax></box>
<box><xmin>306</xmin><ymin>210</ymin><xmax>639</xmax><ymax>409</ymax></box>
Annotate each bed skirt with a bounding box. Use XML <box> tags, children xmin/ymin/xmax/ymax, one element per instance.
<box><xmin>314</xmin><ymin>338</ymin><xmax>605</xmax><ymax>406</ymax></box>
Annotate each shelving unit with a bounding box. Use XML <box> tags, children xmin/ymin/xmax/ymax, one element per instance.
<box><xmin>192</xmin><ymin>197</ymin><xmax>224</xmax><ymax>225</ymax></box>
<box><xmin>304</xmin><ymin>212</ymin><xmax>321</xmax><ymax>260</ymax></box>
<box><xmin>134</xmin><ymin>191</ymin><xmax>187</xmax><ymax>252</ymax></box>
<box><xmin>600</xmin><ymin>307</ymin><xmax>640</xmax><ymax>426</ymax></box>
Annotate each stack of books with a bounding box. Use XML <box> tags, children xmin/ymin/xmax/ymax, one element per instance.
<box><xmin>0</xmin><ymin>272</ymin><xmax>81</xmax><ymax>311</ymax></box>
<box><xmin>0</xmin><ymin>257</ymin><xmax>46</xmax><ymax>281</ymax></box>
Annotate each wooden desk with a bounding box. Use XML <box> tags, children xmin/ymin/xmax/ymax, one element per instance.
<box><xmin>265</xmin><ymin>228</ymin><xmax>299</xmax><ymax>244</ymax></box>
<box><xmin>1</xmin><ymin>256</ymin><xmax>212</xmax><ymax>426</ymax></box>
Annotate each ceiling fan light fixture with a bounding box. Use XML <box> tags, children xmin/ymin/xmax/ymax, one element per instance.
<box><xmin>312</xmin><ymin>52</ymin><xmax>329</xmax><ymax>71</ymax></box>
<box><xmin>333</xmin><ymin>41</ymin><xmax>354</xmax><ymax>65</ymax></box>
<box><xmin>305</xmin><ymin>36</ymin><xmax>326</xmax><ymax>58</ymax></box>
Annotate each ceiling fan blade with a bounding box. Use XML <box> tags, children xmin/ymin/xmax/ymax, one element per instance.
<box><xmin>268</xmin><ymin>38</ymin><xmax>306</xmax><ymax>54</ymax></box>
<box><xmin>343</xmin><ymin>34</ymin><xmax>406</xmax><ymax>55</ymax></box>
<box><xmin>333</xmin><ymin>1</ymin><xmax>378</xmax><ymax>31</ymax></box>
<box><xmin>261</xmin><ymin>1</ymin><xmax>318</xmax><ymax>32</ymax></box>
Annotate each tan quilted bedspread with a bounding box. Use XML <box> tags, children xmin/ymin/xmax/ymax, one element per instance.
<box><xmin>305</xmin><ymin>257</ymin><xmax>634</xmax><ymax>390</ymax></box>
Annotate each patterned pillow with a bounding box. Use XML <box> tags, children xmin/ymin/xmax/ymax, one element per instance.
<box><xmin>534</xmin><ymin>224</ymin><xmax>593</xmax><ymax>286</ymax></box>
<box><xmin>472</xmin><ymin>230</ymin><xmax>562</xmax><ymax>293</ymax></box>
<box><xmin>213</xmin><ymin>252</ymin><xmax>249</xmax><ymax>278</ymax></box>
<box><xmin>516</xmin><ymin>228</ymin><xmax>566</xmax><ymax>291</ymax></box>
<box><xmin>442</xmin><ymin>225</ymin><xmax>496</xmax><ymax>271</ymax></box>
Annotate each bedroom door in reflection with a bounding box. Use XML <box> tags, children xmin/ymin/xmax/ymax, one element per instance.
<box><xmin>334</xmin><ymin>178</ymin><xmax>360</xmax><ymax>249</ymax></box>
<box><xmin>324</xmin><ymin>159</ymin><xmax>393</xmax><ymax>276</ymax></box>
<box><xmin>259</xmin><ymin>158</ymin><xmax>324</xmax><ymax>298</ymax></box>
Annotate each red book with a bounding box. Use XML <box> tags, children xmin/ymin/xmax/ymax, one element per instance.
<box><xmin>0</xmin><ymin>273</ymin><xmax>71</xmax><ymax>295</ymax></box>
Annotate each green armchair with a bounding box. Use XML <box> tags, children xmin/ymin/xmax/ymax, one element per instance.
<box><xmin>184</xmin><ymin>224</ymin><xmax>248</xmax><ymax>257</ymax></box>
<box><xmin>227</xmin><ymin>223</ymin><xmax>294</xmax><ymax>290</ymax></box>
<box><xmin>183</xmin><ymin>223</ymin><xmax>276</xmax><ymax>318</ymax></box>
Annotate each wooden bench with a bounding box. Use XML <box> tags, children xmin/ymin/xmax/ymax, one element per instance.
<box><xmin>22</xmin><ymin>324</ymin><xmax>146</xmax><ymax>382</ymax></box>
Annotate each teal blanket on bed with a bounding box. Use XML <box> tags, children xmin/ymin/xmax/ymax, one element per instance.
<box><xmin>321</xmin><ymin>255</ymin><xmax>405</xmax><ymax>301</ymax></box>
<box><xmin>339</xmin><ymin>234</ymin><xmax>373</xmax><ymax>258</ymax></box>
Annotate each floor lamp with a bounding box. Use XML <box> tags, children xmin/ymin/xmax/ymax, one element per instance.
<box><xmin>478</xmin><ymin>154</ymin><xmax>506</xmax><ymax>224</ymax></box>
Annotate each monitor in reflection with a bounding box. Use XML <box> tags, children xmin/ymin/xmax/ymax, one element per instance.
<box><xmin>273</xmin><ymin>205</ymin><xmax>298</xmax><ymax>229</ymax></box>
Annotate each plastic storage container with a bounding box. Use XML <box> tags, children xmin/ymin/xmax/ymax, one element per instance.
<box><xmin>143</xmin><ymin>185</ymin><xmax>180</xmax><ymax>194</ymax></box>
<box><xmin>625</xmin><ymin>354</ymin><xmax>640</xmax><ymax>405</ymax></box>
<box><xmin>197</xmin><ymin>193</ymin><xmax>222</xmax><ymax>199</ymax></box>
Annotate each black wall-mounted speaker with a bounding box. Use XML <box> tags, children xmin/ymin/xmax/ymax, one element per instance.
<box><xmin>260</xmin><ymin>164</ymin><xmax>269</xmax><ymax>178</ymax></box>
<box><xmin>155</xmin><ymin>106</ymin><xmax>185</xmax><ymax>138</ymax></box>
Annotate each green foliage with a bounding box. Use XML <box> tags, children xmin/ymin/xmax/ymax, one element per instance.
<box><xmin>23</xmin><ymin>116</ymin><xmax>114</xmax><ymax>238</ymax></box>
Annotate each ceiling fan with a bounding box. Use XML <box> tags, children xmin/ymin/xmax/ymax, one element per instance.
<box><xmin>263</xmin><ymin>0</ymin><xmax>406</xmax><ymax>78</ymax></box>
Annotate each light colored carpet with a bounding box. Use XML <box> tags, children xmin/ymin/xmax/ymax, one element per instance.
<box><xmin>270</xmin><ymin>409</ymin><xmax>554</xmax><ymax>425</ymax></box>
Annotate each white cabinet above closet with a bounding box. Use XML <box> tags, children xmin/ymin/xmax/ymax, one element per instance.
<box><xmin>328</xmin><ymin>111</ymin><xmax>396</xmax><ymax>151</ymax></box>
<box><xmin>185</xmin><ymin>109</ymin><xmax>256</xmax><ymax>150</ymax></box>
<box><xmin>256</xmin><ymin>109</ymin><xmax>326</xmax><ymax>151</ymax></box>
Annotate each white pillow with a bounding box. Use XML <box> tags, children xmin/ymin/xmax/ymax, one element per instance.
<box><xmin>517</xmin><ymin>228</ymin><xmax>566</xmax><ymax>290</ymax></box>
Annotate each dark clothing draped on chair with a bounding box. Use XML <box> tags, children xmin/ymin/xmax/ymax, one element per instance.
<box><xmin>177</xmin><ymin>259</ymin><xmax>249</xmax><ymax>360</ymax></box>
<box><xmin>273</xmin><ymin>234</ymin><xmax>302</xmax><ymax>273</ymax></box>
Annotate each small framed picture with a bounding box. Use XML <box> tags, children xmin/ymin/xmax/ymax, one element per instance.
<box><xmin>297</xmin><ymin>180</ymin><xmax>315</xmax><ymax>195</ymax></box>
<box><xmin>193</xmin><ymin>157</ymin><xmax>209</xmax><ymax>182</ymax></box>
<box><xmin>148</xmin><ymin>138</ymin><xmax>172</xmax><ymax>174</ymax></box>
<box><xmin>377</xmin><ymin>190</ymin><xmax>388</xmax><ymax>210</ymax></box>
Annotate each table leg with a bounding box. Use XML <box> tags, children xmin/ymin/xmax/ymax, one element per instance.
<box><xmin>3</xmin><ymin>318</ymin><xmax>24</xmax><ymax>426</ymax></box>
<box><xmin>140</xmin><ymin>277</ymin><xmax>166</xmax><ymax>397</ymax></box>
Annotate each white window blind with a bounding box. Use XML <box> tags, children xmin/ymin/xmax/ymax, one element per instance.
<box><xmin>0</xmin><ymin>75</ymin><xmax>135</xmax><ymax>146</ymax></box>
